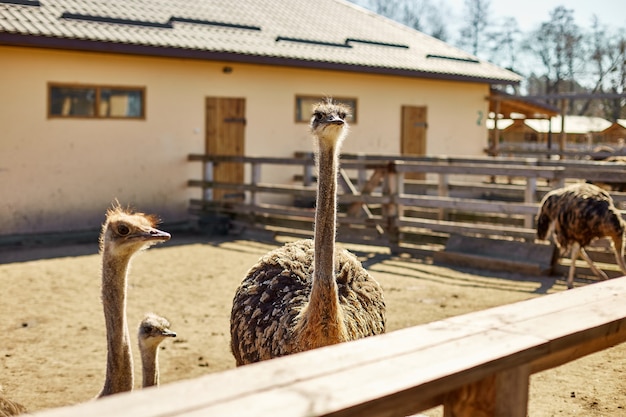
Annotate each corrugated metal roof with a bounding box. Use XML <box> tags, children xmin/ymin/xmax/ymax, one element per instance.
<box><xmin>487</xmin><ymin>116</ymin><xmax>612</xmax><ymax>134</ymax></box>
<box><xmin>485</xmin><ymin>119</ymin><xmax>515</xmax><ymax>130</ymax></box>
<box><xmin>489</xmin><ymin>88</ymin><xmax>560</xmax><ymax>118</ymax></box>
<box><xmin>526</xmin><ymin>116</ymin><xmax>612</xmax><ymax>134</ymax></box>
<box><xmin>0</xmin><ymin>0</ymin><xmax>522</xmax><ymax>84</ymax></box>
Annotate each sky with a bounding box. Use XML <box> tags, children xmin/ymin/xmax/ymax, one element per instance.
<box><xmin>351</xmin><ymin>0</ymin><xmax>625</xmax><ymax>89</ymax></box>
<box><xmin>447</xmin><ymin>0</ymin><xmax>626</xmax><ymax>32</ymax></box>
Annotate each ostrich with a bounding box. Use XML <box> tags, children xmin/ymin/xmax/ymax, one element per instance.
<box><xmin>98</xmin><ymin>203</ymin><xmax>171</xmax><ymax>397</ymax></box>
<box><xmin>0</xmin><ymin>386</ymin><xmax>27</xmax><ymax>416</ymax></box>
<box><xmin>230</xmin><ymin>98</ymin><xmax>386</xmax><ymax>365</ymax></box>
<box><xmin>138</xmin><ymin>313</ymin><xmax>177</xmax><ymax>388</ymax></box>
<box><xmin>537</xmin><ymin>182</ymin><xmax>626</xmax><ymax>289</ymax></box>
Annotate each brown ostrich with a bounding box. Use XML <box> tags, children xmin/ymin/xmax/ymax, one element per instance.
<box><xmin>138</xmin><ymin>313</ymin><xmax>177</xmax><ymax>388</ymax></box>
<box><xmin>229</xmin><ymin>98</ymin><xmax>386</xmax><ymax>366</ymax></box>
<box><xmin>98</xmin><ymin>203</ymin><xmax>171</xmax><ymax>397</ymax></box>
<box><xmin>537</xmin><ymin>182</ymin><xmax>626</xmax><ymax>289</ymax></box>
<box><xmin>0</xmin><ymin>385</ymin><xmax>27</xmax><ymax>416</ymax></box>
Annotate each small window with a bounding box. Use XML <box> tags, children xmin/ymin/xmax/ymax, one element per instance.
<box><xmin>49</xmin><ymin>86</ymin><xmax>96</xmax><ymax>117</ymax></box>
<box><xmin>295</xmin><ymin>95</ymin><xmax>357</xmax><ymax>124</ymax></box>
<box><xmin>48</xmin><ymin>84</ymin><xmax>145</xmax><ymax>119</ymax></box>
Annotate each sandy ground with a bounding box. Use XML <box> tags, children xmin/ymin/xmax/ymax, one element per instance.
<box><xmin>1</xmin><ymin>231</ymin><xmax>625</xmax><ymax>416</ymax></box>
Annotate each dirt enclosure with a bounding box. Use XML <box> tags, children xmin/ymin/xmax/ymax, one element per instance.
<box><xmin>1</xmin><ymin>231</ymin><xmax>625</xmax><ymax>416</ymax></box>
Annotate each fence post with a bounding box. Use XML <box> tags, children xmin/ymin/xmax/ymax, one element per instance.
<box><xmin>438</xmin><ymin>173</ymin><xmax>449</xmax><ymax>221</ymax></box>
<box><xmin>303</xmin><ymin>157</ymin><xmax>314</xmax><ymax>187</ymax></box>
<box><xmin>444</xmin><ymin>365</ymin><xmax>530</xmax><ymax>417</ymax></box>
<box><xmin>251</xmin><ymin>162</ymin><xmax>260</xmax><ymax>205</ymax></box>
<box><xmin>524</xmin><ymin>177</ymin><xmax>537</xmax><ymax>228</ymax></box>
<box><xmin>383</xmin><ymin>161</ymin><xmax>400</xmax><ymax>250</ymax></box>
<box><xmin>204</xmin><ymin>161</ymin><xmax>214</xmax><ymax>201</ymax></box>
<box><xmin>357</xmin><ymin>153</ymin><xmax>366</xmax><ymax>189</ymax></box>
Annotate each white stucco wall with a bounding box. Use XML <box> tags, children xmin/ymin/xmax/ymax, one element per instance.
<box><xmin>0</xmin><ymin>46</ymin><xmax>490</xmax><ymax>236</ymax></box>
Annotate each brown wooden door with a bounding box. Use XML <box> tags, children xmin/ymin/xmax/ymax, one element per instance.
<box><xmin>401</xmin><ymin>106</ymin><xmax>427</xmax><ymax>180</ymax></box>
<box><xmin>205</xmin><ymin>97</ymin><xmax>245</xmax><ymax>201</ymax></box>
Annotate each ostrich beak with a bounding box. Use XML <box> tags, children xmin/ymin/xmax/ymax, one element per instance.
<box><xmin>142</xmin><ymin>228</ymin><xmax>171</xmax><ymax>242</ymax></box>
<box><xmin>327</xmin><ymin>115</ymin><xmax>344</xmax><ymax>125</ymax></box>
<box><xmin>162</xmin><ymin>330</ymin><xmax>177</xmax><ymax>338</ymax></box>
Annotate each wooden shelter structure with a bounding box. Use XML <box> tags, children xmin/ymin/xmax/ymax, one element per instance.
<box><xmin>494</xmin><ymin>92</ymin><xmax>626</xmax><ymax>153</ymax></box>
<box><xmin>491</xmin><ymin>116</ymin><xmax>613</xmax><ymax>148</ymax></box>
<box><xmin>487</xmin><ymin>89</ymin><xmax>559</xmax><ymax>155</ymax></box>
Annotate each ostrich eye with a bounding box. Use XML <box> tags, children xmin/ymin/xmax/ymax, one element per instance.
<box><xmin>314</xmin><ymin>112</ymin><xmax>323</xmax><ymax>121</ymax></box>
<box><xmin>117</xmin><ymin>224</ymin><xmax>130</xmax><ymax>236</ymax></box>
<box><xmin>339</xmin><ymin>112</ymin><xmax>346</xmax><ymax>119</ymax></box>
<box><xmin>144</xmin><ymin>325</ymin><xmax>154</xmax><ymax>333</ymax></box>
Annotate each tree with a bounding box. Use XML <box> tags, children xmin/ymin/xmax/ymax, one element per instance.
<box><xmin>369</xmin><ymin>0</ymin><xmax>401</xmax><ymax>21</ymax></box>
<box><xmin>523</xmin><ymin>6</ymin><xmax>583</xmax><ymax>109</ymax></box>
<box><xmin>487</xmin><ymin>17</ymin><xmax>522</xmax><ymax>73</ymax></box>
<box><xmin>350</xmin><ymin>0</ymin><xmax>623</xmax><ymax>117</ymax></box>
<box><xmin>397</xmin><ymin>0</ymin><xmax>431</xmax><ymax>33</ymax></box>
<box><xmin>457</xmin><ymin>0</ymin><xmax>491</xmax><ymax>56</ymax></box>
<box><xmin>583</xmin><ymin>17</ymin><xmax>626</xmax><ymax>120</ymax></box>
<box><xmin>424</xmin><ymin>3</ymin><xmax>450</xmax><ymax>41</ymax></box>
<box><xmin>354</xmin><ymin>0</ymin><xmax>450</xmax><ymax>41</ymax></box>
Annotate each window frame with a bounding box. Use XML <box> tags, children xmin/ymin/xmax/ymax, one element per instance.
<box><xmin>295</xmin><ymin>95</ymin><xmax>357</xmax><ymax>124</ymax></box>
<box><xmin>47</xmin><ymin>83</ymin><xmax>146</xmax><ymax>120</ymax></box>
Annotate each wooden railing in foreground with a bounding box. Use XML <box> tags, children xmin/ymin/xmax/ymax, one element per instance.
<box><xmin>33</xmin><ymin>277</ymin><xmax>626</xmax><ymax>417</ymax></box>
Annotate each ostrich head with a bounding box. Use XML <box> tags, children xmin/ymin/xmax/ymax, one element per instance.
<box><xmin>537</xmin><ymin>193</ymin><xmax>558</xmax><ymax>240</ymax></box>
<box><xmin>99</xmin><ymin>202</ymin><xmax>171</xmax><ymax>258</ymax></box>
<box><xmin>138</xmin><ymin>313</ymin><xmax>177</xmax><ymax>349</ymax></box>
<box><xmin>536</xmin><ymin>212</ymin><xmax>551</xmax><ymax>240</ymax></box>
<box><xmin>310</xmin><ymin>98</ymin><xmax>351</xmax><ymax>148</ymax></box>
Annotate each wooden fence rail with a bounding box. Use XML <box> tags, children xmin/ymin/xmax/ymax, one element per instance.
<box><xmin>32</xmin><ymin>276</ymin><xmax>626</xmax><ymax>417</ymax></box>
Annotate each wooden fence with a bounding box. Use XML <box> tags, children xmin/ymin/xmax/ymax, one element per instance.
<box><xmin>32</xmin><ymin>276</ymin><xmax>626</xmax><ymax>417</ymax></box>
<box><xmin>26</xmin><ymin>153</ymin><xmax>626</xmax><ymax>417</ymax></box>
<box><xmin>495</xmin><ymin>143</ymin><xmax>626</xmax><ymax>161</ymax></box>
<box><xmin>188</xmin><ymin>153</ymin><xmax>626</xmax><ymax>278</ymax></box>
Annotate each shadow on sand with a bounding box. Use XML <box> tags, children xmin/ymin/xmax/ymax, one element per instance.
<box><xmin>0</xmin><ymin>228</ymin><xmax>576</xmax><ymax>295</ymax></box>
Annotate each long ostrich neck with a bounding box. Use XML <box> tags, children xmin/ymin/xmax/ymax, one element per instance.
<box><xmin>314</xmin><ymin>144</ymin><xmax>338</xmax><ymax>282</ymax></box>
<box><xmin>303</xmin><ymin>138</ymin><xmax>347</xmax><ymax>346</ymax></box>
<box><xmin>141</xmin><ymin>344</ymin><xmax>159</xmax><ymax>387</ymax></box>
<box><xmin>100</xmin><ymin>253</ymin><xmax>134</xmax><ymax>396</ymax></box>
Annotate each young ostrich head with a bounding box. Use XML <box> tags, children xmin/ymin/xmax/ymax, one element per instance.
<box><xmin>138</xmin><ymin>313</ymin><xmax>176</xmax><ymax>349</ymax></box>
<box><xmin>138</xmin><ymin>313</ymin><xmax>177</xmax><ymax>388</ymax></box>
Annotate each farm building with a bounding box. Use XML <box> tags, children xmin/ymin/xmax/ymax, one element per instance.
<box><xmin>0</xmin><ymin>0</ymin><xmax>520</xmax><ymax>238</ymax></box>
<box><xmin>599</xmin><ymin>119</ymin><xmax>626</xmax><ymax>145</ymax></box>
